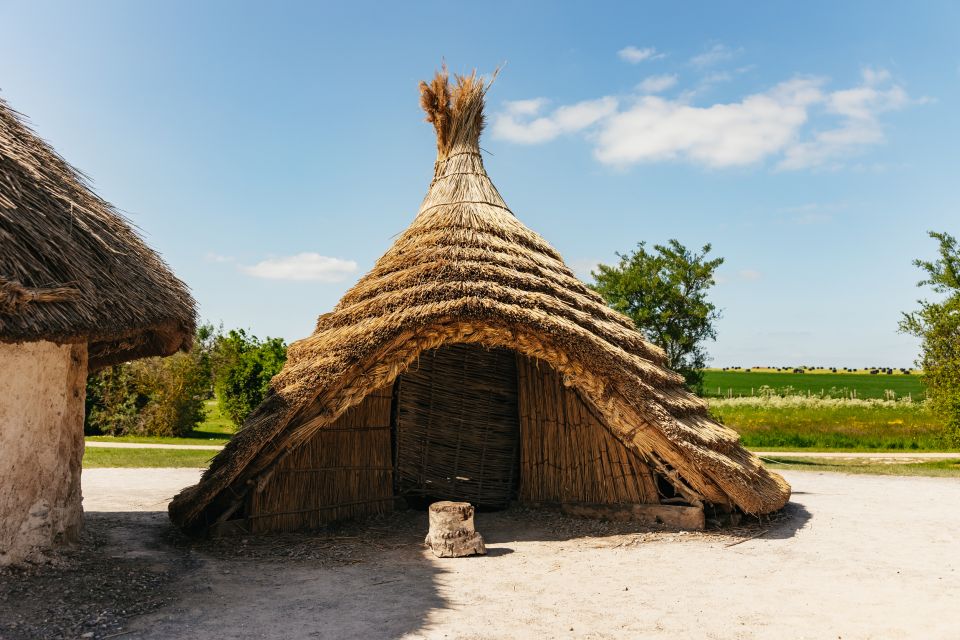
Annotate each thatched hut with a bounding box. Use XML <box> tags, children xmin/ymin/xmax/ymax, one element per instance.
<box><xmin>169</xmin><ymin>69</ymin><xmax>789</xmax><ymax>536</ymax></box>
<box><xmin>0</xmin><ymin>97</ymin><xmax>195</xmax><ymax>565</ymax></box>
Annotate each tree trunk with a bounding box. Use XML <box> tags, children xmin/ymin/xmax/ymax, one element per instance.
<box><xmin>424</xmin><ymin>501</ymin><xmax>486</xmax><ymax>558</ymax></box>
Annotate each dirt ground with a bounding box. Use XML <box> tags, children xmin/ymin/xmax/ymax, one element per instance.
<box><xmin>2</xmin><ymin>469</ymin><xmax>959</xmax><ymax>639</ymax></box>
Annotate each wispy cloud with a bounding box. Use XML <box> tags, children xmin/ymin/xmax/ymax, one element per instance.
<box><xmin>618</xmin><ymin>46</ymin><xmax>665</xmax><ymax>64</ymax></box>
<box><xmin>738</xmin><ymin>269</ymin><xmax>762</xmax><ymax>281</ymax></box>
<box><xmin>241</xmin><ymin>253</ymin><xmax>358</xmax><ymax>282</ymax></box>
<box><xmin>567</xmin><ymin>258</ymin><xmax>603</xmax><ymax>283</ymax></box>
<box><xmin>690</xmin><ymin>44</ymin><xmax>740</xmax><ymax>68</ymax></box>
<box><xmin>503</xmin><ymin>98</ymin><xmax>549</xmax><ymax>116</ymax></box>
<box><xmin>492</xmin><ymin>96</ymin><xmax>618</xmax><ymax>144</ymax></box>
<box><xmin>637</xmin><ymin>74</ymin><xmax>678</xmax><ymax>94</ymax></box>
<box><xmin>778</xmin><ymin>201</ymin><xmax>847</xmax><ymax>224</ymax></box>
<box><xmin>778</xmin><ymin>68</ymin><xmax>918</xmax><ymax>170</ymax></box>
<box><xmin>494</xmin><ymin>66</ymin><xmax>922</xmax><ymax>171</ymax></box>
<box><xmin>204</xmin><ymin>252</ymin><xmax>234</xmax><ymax>264</ymax></box>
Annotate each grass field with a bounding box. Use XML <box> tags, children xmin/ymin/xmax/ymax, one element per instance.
<box><xmin>710</xmin><ymin>395</ymin><xmax>952</xmax><ymax>450</ymax></box>
<box><xmin>85</xmin><ymin>400</ymin><xmax>236</xmax><ymax>447</ymax></box>
<box><xmin>762</xmin><ymin>456</ymin><xmax>960</xmax><ymax>478</ymax></box>
<box><xmin>702</xmin><ymin>369</ymin><xmax>925</xmax><ymax>400</ymax></box>
<box><xmin>82</xmin><ymin>447</ymin><xmax>217</xmax><ymax>468</ymax></box>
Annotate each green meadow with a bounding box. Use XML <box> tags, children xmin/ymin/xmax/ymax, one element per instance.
<box><xmin>82</xmin><ymin>447</ymin><xmax>217</xmax><ymax>468</ymax></box>
<box><xmin>702</xmin><ymin>369</ymin><xmax>925</xmax><ymax>400</ymax></box>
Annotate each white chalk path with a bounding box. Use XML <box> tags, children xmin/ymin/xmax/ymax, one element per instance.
<box><xmin>84</xmin><ymin>439</ymin><xmax>959</xmax><ymax>460</ymax></box>
<box><xmin>79</xmin><ymin>469</ymin><xmax>960</xmax><ymax>639</ymax></box>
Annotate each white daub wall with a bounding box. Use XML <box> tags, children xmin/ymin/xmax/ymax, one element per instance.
<box><xmin>0</xmin><ymin>340</ymin><xmax>86</xmax><ymax>565</ymax></box>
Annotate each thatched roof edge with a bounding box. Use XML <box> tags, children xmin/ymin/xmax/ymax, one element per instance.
<box><xmin>0</xmin><ymin>96</ymin><xmax>195</xmax><ymax>365</ymax></box>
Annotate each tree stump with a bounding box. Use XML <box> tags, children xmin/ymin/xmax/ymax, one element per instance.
<box><xmin>424</xmin><ymin>501</ymin><xmax>486</xmax><ymax>558</ymax></box>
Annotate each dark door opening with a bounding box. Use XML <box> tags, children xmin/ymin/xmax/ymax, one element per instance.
<box><xmin>393</xmin><ymin>343</ymin><xmax>520</xmax><ymax>509</ymax></box>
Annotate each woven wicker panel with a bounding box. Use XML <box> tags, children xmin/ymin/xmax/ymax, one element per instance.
<box><xmin>249</xmin><ymin>386</ymin><xmax>393</xmax><ymax>532</ymax></box>
<box><xmin>517</xmin><ymin>355</ymin><xmax>660</xmax><ymax>505</ymax></box>
<box><xmin>395</xmin><ymin>343</ymin><xmax>520</xmax><ymax>508</ymax></box>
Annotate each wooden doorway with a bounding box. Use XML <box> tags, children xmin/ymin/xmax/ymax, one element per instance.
<box><xmin>393</xmin><ymin>343</ymin><xmax>521</xmax><ymax>508</ymax></box>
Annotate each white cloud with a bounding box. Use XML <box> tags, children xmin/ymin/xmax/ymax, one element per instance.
<box><xmin>494</xmin><ymin>66</ymin><xmax>921</xmax><ymax>171</ymax></box>
<box><xmin>596</xmin><ymin>78</ymin><xmax>824</xmax><ymax>167</ymax></box>
<box><xmin>503</xmin><ymin>98</ymin><xmax>549</xmax><ymax>116</ymax></box>
<box><xmin>637</xmin><ymin>74</ymin><xmax>678</xmax><ymax>94</ymax></box>
<box><xmin>738</xmin><ymin>269</ymin><xmax>762</xmax><ymax>281</ymax></box>
<box><xmin>778</xmin><ymin>201</ymin><xmax>848</xmax><ymax>224</ymax></box>
<box><xmin>690</xmin><ymin>44</ymin><xmax>739</xmax><ymax>68</ymax></box>
<box><xmin>204</xmin><ymin>252</ymin><xmax>234</xmax><ymax>263</ymax></box>
<box><xmin>241</xmin><ymin>253</ymin><xmax>358</xmax><ymax>282</ymax></box>
<box><xmin>492</xmin><ymin>96</ymin><xmax>618</xmax><ymax>144</ymax></box>
<box><xmin>618</xmin><ymin>46</ymin><xmax>665</xmax><ymax>64</ymax></box>
<box><xmin>567</xmin><ymin>258</ymin><xmax>602</xmax><ymax>282</ymax></box>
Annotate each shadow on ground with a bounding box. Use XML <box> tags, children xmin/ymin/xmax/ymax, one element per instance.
<box><xmin>0</xmin><ymin>501</ymin><xmax>809</xmax><ymax>639</ymax></box>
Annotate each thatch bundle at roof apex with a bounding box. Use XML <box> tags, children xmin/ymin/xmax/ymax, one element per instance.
<box><xmin>0</xmin><ymin>97</ymin><xmax>195</xmax><ymax>367</ymax></box>
<box><xmin>169</xmin><ymin>69</ymin><xmax>790</xmax><ymax>534</ymax></box>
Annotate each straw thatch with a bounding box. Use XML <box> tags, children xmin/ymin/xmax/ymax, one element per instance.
<box><xmin>169</xmin><ymin>68</ymin><xmax>790</xmax><ymax>533</ymax></box>
<box><xmin>0</xmin><ymin>97</ymin><xmax>195</xmax><ymax>367</ymax></box>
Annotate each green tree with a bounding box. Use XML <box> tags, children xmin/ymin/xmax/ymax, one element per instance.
<box><xmin>85</xmin><ymin>328</ymin><xmax>212</xmax><ymax>437</ymax></box>
<box><xmin>128</xmin><ymin>351</ymin><xmax>208</xmax><ymax>437</ymax></box>
<box><xmin>899</xmin><ymin>231</ymin><xmax>960</xmax><ymax>445</ymax></box>
<box><xmin>212</xmin><ymin>329</ymin><xmax>287</xmax><ymax>427</ymax></box>
<box><xmin>85</xmin><ymin>364</ymin><xmax>142</xmax><ymax>435</ymax></box>
<box><xmin>591</xmin><ymin>239</ymin><xmax>724</xmax><ymax>393</ymax></box>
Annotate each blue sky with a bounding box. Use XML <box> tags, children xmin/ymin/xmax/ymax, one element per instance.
<box><xmin>2</xmin><ymin>1</ymin><xmax>957</xmax><ymax>367</ymax></box>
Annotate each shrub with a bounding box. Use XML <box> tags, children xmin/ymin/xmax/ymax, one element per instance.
<box><xmin>85</xmin><ymin>349</ymin><xmax>208</xmax><ymax>437</ymax></box>
<box><xmin>213</xmin><ymin>329</ymin><xmax>287</xmax><ymax>427</ymax></box>
<box><xmin>85</xmin><ymin>364</ymin><xmax>142</xmax><ymax>435</ymax></box>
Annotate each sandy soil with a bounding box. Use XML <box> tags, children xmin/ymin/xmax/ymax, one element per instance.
<box><xmin>5</xmin><ymin>469</ymin><xmax>959</xmax><ymax>639</ymax></box>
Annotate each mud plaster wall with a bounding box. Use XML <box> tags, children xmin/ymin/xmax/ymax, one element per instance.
<box><xmin>0</xmin><ymin>340</ymin><xmax>87</xmax><ymax>565</ymax></box>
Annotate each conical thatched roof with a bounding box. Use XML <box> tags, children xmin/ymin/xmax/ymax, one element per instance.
<box><xmin>170</xmin><ymin>69</ymin><xmax>789</xmax><ymax>532</ymax></box>
<box><xmin>0</xmin><ymin>97</ymin><xmax>195</xmax><ymax>368</ymax></box>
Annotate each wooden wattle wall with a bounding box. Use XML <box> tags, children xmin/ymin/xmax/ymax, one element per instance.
<box><xmin>395</xmin><ymin>344</ymin><xmax>520</xmax><ymax>508</ymax></box>
<box><xmin>248</xmin><ymin>386</ymin><xmax>394</xmax><ymax>532</ymax></box>
<box><xmin>247</xmin><ymin>350</ymin><xmax>663</xmax><ymax>533</ymax></box>
<box><xmin>517</xmin><ymin>355</ymin><xmax>660</xmax><ymax>505</ymax></box>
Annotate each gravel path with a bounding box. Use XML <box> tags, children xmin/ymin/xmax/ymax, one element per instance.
<box><xmin>3</xmin><ymin>469</ymin><xmax>958</xmax><ymax>639</ymax></box>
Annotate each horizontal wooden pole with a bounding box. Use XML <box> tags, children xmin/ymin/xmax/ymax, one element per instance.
<box><xmin>276</xmin><ymin>466</ymin><xmax>393</xmax><ymax>473</ymax></box>
<box><xmin>560</xmin><ymin>502</ymin><xmax>705</xmax><ymax>530</ymax></box>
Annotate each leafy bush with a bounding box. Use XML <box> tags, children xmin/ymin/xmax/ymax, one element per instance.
<box><xmin>85</xmin><ymin>350</ymin><xmax>208</xmax><ymax>437</ymax></box>
<box><xmin>84</xmin><ymin>324</ymin><xmax>287</xmax><ymax>436</ymax></box>
<box><xmin>213</xmin><ymin>329</ymin><xmax>287</xmax><ymax>427</ymax></box>
<box><xmin>85</xmin><ymin>364</ymin><xmax>142</xmax><ymax>435</ymax></box>
<box><xmin>128</xmin><ymin>351</ymin><xmax>208</xmax><ymax>437</ymax></box>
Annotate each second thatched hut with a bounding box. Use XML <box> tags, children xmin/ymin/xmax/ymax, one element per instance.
<box><xmin>0</xmin><ymin>97</ymin><xmax>195</xmax><ymax>565</ymax></box>
<box><xmin>169</xmin><ymin>69</ymin><xmax>789</xmax><ymax>536</ymax></box>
